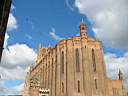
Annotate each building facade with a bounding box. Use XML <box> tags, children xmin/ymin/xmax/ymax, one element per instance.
<box><xmin>0</xmin><ymin>0</ymin><xmax>11</xmax><ymax>61</ymax></box>
<box><xmin>23</xmin><ymin>21</ymin><xmax>128</xmax><ymax>96</ymax></box>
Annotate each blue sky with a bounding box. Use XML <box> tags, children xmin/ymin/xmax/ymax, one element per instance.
<box><xmin>4</xmin><ymin>80</ymin><xmax>23</xmax><ymax>88</ymax></box>
<box><xmin>9</xmin><ymin>0</ymin><xmax>95</xmax><ymax>49</ymax></box>
<box><xmin>0</xmin><ymin>0</ymin><xmax>128</xmax><ymax>95</ymax></box>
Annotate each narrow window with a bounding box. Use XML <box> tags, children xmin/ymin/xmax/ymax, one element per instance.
<box><xmin>62</xmin><ymin>82</ymin><xmax>64</xmax><ymax>93</ymax></box>
<box><xmin>95</xmin><ymin>79</ymin><xmax>98</xmax><ymax>89</ymax></box>
<box><xmin>52</xmin><ymin>58</ymin><xmax>53</xmax><ymax>67</ymax></box>
<box><xmin>52</xmin><ymin>58</ymin><xmax>53</xmax><ymax>64</ymax></box>
<box><xmin>48</xmin><ymin>63</ymin><xmax>50</xmax><ymax>87</ymax></box>
<box><xmin>92</xmin><ymin>49</ymin><xmax>96</xmax><ymax>72</ymax></box>
<box><xmin>76</xmin><ymin>48</ymin><xmax>80</xmax><ymax>72</ymax></box>
<box><xmin>78</xmin><ymin>80</ymin><xmax>80</xmax><ymax>93</ymax></box>
<box><xmin>61</xmin><ymin>51</ymin><xmax>64</xmax><ymax>74</ymax></box>
<box><xmin>56</xmin><ymin>55</ymin><xmax>57</xmax><ymax>62</ymax></box>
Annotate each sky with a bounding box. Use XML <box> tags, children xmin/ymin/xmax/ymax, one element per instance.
<box><xmin>0</xmin><ymin>0</ymin><xmax>128</xmax><ymax>95</ymax></box>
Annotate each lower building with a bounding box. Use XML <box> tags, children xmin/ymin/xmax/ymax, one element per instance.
<box><xmin>108</xmin><ymin>70</ymin><xmax>127</xmax><ymax>96</ymax></box>
<box><xmin>23</xmin><ymin>21</ymin><xmax>128</xmax><ymax>96</ymax></box>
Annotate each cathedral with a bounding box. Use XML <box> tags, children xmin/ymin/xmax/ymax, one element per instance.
<box><xmin>23</xmin><ymin>21</ymin><xmax>128</xmax><ymax>96</ymax></box>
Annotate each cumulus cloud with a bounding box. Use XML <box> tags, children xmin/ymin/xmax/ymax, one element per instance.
<box><xmin>49</xmin><ymin>27</ymin><xmax>63</xmax><ymax>41</ymax></box>
<box><xmin>0</xmin><ymin>66</ymin><xmax>29</xmax><ymax>80</ymax></box>
<box><xmin>1</xmin><ymin>43</ymin><xmax>37</xmax><ymax>69</ymax></box>
<box><xmin>0</xmin><ymin>42</ymin><xmax>37</xmax><ymax>94</ymax></box>
<box><xmin>75</xmin><ymin>0</ymin><xmax>128</xmax><ymax>49</ymax></box>
<box><xmin>0</xmin><ymin>42</ymin><xmax>36</xmax><ymax>95</ymax></box>
<box><xmin>0</xmin><ymin>41</ymin><xmax>37</xmax><ymax>95</ymax></box>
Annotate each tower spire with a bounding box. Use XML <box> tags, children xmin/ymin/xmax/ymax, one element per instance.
<box><xmin>82</xmin><ymin>17</ymin><xmax>84</xmax><ymax>24</ymax></box>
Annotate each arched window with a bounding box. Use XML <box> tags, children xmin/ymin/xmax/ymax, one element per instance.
<box><xmin>61</xmin><ymin>51</ymin><xmax>64</xmax><ymax>74</ymax></box>
<box><xmin>95</xmin><ymin>79</ymin><xmax>98</xmax><ymax>89</ymax></box>
<box><xmin>76</xmin><ymin>48</ymin><xmax>80</xmax><ymax>72</ymax></box>
<box><xmin>92</xmin><ymin>49</ymin><xmax>96</xmax><ymax>72</ymax></box>
<box><xmin>62</xmin><ymin>82</ymin><xmax>64</xmax><ymax>93</ymax></box>
<box><xmin>78</xmin><ymin>80</ymin><xmax>80</xmax><ymax>93</ymax></box>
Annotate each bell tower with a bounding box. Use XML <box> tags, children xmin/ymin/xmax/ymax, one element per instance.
<box><xmin>80</xmin><ymin>18</ymin><xmax>87</xmax><ymax>38</ymax></box>
<box><xmin>118</xmin><ymin>69</ymin><xmax>123</xmax><ymax>80</ymax></box>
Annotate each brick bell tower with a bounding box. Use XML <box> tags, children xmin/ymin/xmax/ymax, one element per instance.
<box><xmin>118</xmin><ymin>69</ymin><xmax>123</xmax><ymax>80</ymax></box>
<box><xmin>80</xmin><ymin>18</ymin><xmax>88</xmax><ymax>38</ymax></box>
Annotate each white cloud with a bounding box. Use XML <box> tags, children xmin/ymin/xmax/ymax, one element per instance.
<box><xmin>7</xmin><ymin>13</ymin><xmax>18</xmax><ymax>31</ymax></box>
<box><xmin>0</xmin><ymin>39</ymin><xmax>37</xmax><ymax>95</ymax></box>
<box><xmin>49</xmin><ymin>27</ymin><xmax>63</xmax><ymax>41</ymax></box>
<box><xmin>0</xmin><ymin>66</ymin><xmax>29</xmax><ymax>80</ymax></box>
<box><xmin>1</xmin><ymin>43</ymin><xmax>37</xmax><ymax>69</ymax></box>
<box><xmin>0</xmin><ymin>42</ymin><xmax>36</xmax><ymax>95</ymax></box>
<box><xmin>75</xmin><ymin>0</ymin><xmax>128</xmax><ymax>49</ymax></box>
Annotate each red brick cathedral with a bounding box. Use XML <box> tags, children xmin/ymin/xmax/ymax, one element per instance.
<box><xmin>23</xmin><ymin>21</ymin><xmax>128</xmax><ymax>96</ymax></box>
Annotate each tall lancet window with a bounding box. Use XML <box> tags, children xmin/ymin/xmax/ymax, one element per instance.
<box><xmin>95</xmin><ymin>79</ymin><xmax>98</xmax><ymax>89</ymax></box>
<box><xmin>78</xmin><ymin>80</ymin><xmax>80</xmax><ymax>93</ymax></box>
<box><xmin>92</xmin><ymin>49</ymin><xmax>96</xmax><ymax>72</ymax></box>
<box><xmin>61</xmin><ymin>51</ymin><xmax>64</xmax><ymax>74</ymax></box>
<box><xmin>62</xmin><ymin>82</ymin><xmax>64</xmax><ymax>93</ymax></box>
<box><xmin>76</xmin><ymin>48</ymin><xmax>80</xmax><ymax>72</ymax></box>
